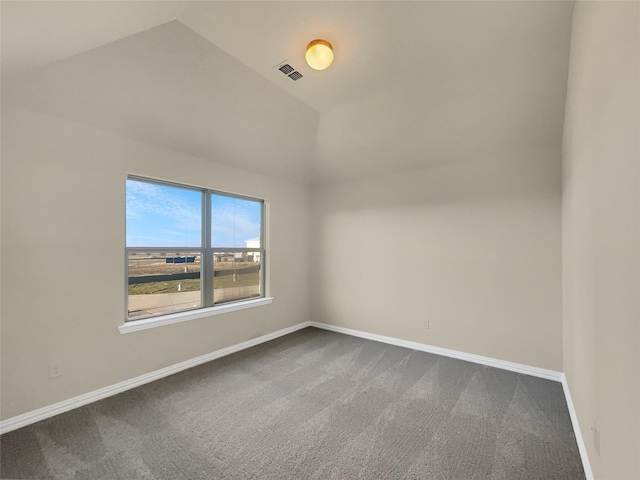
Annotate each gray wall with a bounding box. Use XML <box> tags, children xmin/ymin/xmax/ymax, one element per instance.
<box><xmin>0</xmin><ymin>105</ymin><xmax>311</xmax><ymax>420</ymax></box>
<box><xmin>562</xmin><ymin>2</ymin><xmax>640</xmax><ymax>478</ymax></box>
<box><xmin>310</xmin><ymin>147</ymin><xmax>563</xmax><ymax>371</ymax></box>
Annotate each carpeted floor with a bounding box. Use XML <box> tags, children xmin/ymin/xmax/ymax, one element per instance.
<box><xmin>1</xmin><ymin>327</ymin><xmax>585</xmax><ymax>479</ymax></box>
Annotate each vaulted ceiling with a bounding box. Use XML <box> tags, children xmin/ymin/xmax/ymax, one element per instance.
<box><xmin>1</xmin><ymin>1</ymin><xmax>574</xmax><ymax>185</ymax></box>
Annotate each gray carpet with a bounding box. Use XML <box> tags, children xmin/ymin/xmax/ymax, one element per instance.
<box><xmin>1</xmin><ymin>327</ymin><xmax>585</xmax><ymax>479</ymax></box>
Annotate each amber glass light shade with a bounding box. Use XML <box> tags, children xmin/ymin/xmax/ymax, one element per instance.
<box><xmin>305</xmin><ymin>39</ymin><xmax>334</xmax><ymax>70</ymax></box>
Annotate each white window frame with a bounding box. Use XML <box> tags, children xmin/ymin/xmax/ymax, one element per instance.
<box><xmin>120</xmin><ymin>176</ymin><xmax>271</xmax><ymax>334</ymax></box>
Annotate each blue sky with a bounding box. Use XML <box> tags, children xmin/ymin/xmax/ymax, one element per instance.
<box><xmin>126</xmin><ymin>179</ymin><xmax>261</xmax><ymax>248</ymax></box>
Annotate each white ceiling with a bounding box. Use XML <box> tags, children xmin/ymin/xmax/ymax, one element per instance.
<box><xmin>1</xmin><ymin>1</ymin><xmax>574</xmax><ymax>185</ymax></box>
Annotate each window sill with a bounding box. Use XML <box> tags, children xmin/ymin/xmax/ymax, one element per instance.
<box><xmin>118</xmin><ymin>297</ymin><xmax>274</xmax><ymax>334</ymax></box>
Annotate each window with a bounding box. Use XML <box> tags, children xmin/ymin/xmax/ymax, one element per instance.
<box><xmin>126</xmin><ymin>176</ymin><xmax>265</xmax><ymax>322</ymax></box>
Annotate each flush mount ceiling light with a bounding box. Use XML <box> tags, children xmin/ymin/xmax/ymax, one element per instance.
<box><xmin>305</xmin><ymin>39</ymin><xmax>334</xmax><ymax>71</ymax></box>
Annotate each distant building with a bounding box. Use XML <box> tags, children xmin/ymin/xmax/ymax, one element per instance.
<box><xmin>245</xmin><ymin>237</ymin><xmax>260</xmax><ymax>262</ymax></box>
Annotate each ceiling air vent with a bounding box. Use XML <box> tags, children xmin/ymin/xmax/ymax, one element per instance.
<box><xmin>278</xmin><ymin>64</ymin><xmax>294</xmax><ymax>75</ymax></box>
<box><xmin>275</xmin><ymin>61</ymin><xmax>303</xmax><ymax>81</ymax></box>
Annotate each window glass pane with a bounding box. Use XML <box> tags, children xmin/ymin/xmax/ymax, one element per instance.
<box><xmin>128</xmin><ymin>251</ymin><xmax>201</xmax><ymax>319</ymax></box>
<box><xmin>213</xmin><ymin>251</ymin><xmax>261</xmax><ymax>305</ymax></box>
<box><xmin>126</xmin><ymin>179</ymin><xmax>202</xmax><ymax>247</ymax></box>
<box><xmin>211</xmin><ymin>194</ymin><xmax>262</xmax><ymax>248</ymax></box>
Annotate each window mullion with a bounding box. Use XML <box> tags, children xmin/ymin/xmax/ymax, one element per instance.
<box><xmin>203</xmin><ymin>191</ymin><xmax>214</xmax><ymax>308</ymax></box>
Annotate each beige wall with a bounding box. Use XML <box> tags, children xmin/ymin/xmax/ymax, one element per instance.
<box><xmin>310</xmin><ymin>147</ymin><xmax>563</xmax><ymax>371</ymax></box>
<box><xmin>0</xmin><ymin>105</ymin><xmax>310</xmax><ymax>420</ymax></box>
<box><xmin>562</xmin><ymin>2</ymin><xmax>640</xmax><ymax>479</ymax></box>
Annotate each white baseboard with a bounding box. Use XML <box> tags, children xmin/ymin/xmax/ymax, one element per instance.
<box><xmin>309</xmin><ymin>322</ymin><xmax>563</xmax><ymax>381</ymax></box>
<box><xmin>561</xmin><ymin>374</ymin><xmax>595</xmax><ymax>480</ymax></box>
<box><xmin>0</xmin><ymin>321</ymin><xmax>311</xmax><ymax>435</ymax></box>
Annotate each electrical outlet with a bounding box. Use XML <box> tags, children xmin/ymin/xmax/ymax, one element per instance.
<box><xmin>593</xmin><ymin>426</ymin><xmax>600</xmax><ymax>455</ymax></box>
<box><xmin>423</xmin><ymin>319</ymin><xmax>429</xmax><ymax>329</ymax></box>
<box><xmin>49</xmin><ymin>361</ymin><xmax>63</xmax><ymax>379</ymax></box>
